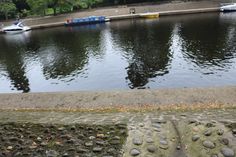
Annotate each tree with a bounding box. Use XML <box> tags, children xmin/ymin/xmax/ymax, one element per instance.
<box><xmin>77</xmin><ymin>0</ymin><xmax>102</xmax><ymax>9</ymax></box>
<box><xmin>12</xmin><ymin>0</ymin><xmax>30</xmax><ymax>12</ymax></box>
<box><xmin>0</xmin><ymin>0</ymin><xmax>17</xmax><ymax>20</ymax></box>
<box><xmin>48</xmin><ymin>0</ymin><xmax>80</xmax><ymax>15</ymax></box>
<box><xmin>26</xmin><ymin>0</ymin><xmax>47</xmax><ymax>15</ymax></box>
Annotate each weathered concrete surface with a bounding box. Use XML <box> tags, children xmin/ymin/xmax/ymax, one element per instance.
<box><xmin>0</xmin><ymin>86</ymin><xmax>236</xmax><ymax>110</ymax></box>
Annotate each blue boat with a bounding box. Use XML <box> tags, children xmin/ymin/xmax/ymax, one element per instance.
<box><xmin>65</xmin><ymin>16</ymin><xmax>110</xmax><ymax>26</ymax></box>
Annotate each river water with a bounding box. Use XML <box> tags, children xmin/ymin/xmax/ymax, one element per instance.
<box><xmin>0</xmin><ymin>12</ymin><xmax>236</xmax><ymax>93</ymax></box>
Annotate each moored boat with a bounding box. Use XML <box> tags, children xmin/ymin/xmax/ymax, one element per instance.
<box><xmin>139</xmin><ymin>13</ymin><xmax>160</xmax><ymax>18</ymax></box>
<box><xmin>2</xmin><ymin>21</ymin><xmax>31</xmax><ymax>34</ymax></box>
<box><xmin>220</xmin><ymin>3</ymin><xmax>236</xmax><ymax>12</ymax></box>
<box><xmin>65</xmin><ymin>16</ymin><xmax>110</xmax><ymax>26</ymax></box>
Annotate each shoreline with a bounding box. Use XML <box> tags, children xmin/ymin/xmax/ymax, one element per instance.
<box><xmin>0</xmin><ymin>0</ymin><xmax>228</xmax><ymax>33</ymax></box>
<box><xmin>29</xmin><ymin>7</ymin><xmax>220</xmax><ymax>30</ymax></box>
<box><xmin>0</xmin><ymin>86</ymin><xmax>235</xmax><ymax>111</ymax></box>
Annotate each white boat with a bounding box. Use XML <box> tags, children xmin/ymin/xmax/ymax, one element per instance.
<box><xmin>220</xmin><ymin>3</ymin><xmax>236</xmax><ymax>12</ymax></box>
<box><xmin>2</xmin><ymin>21</ymin><xmax>31</xmax><ymax>34</ymax></box>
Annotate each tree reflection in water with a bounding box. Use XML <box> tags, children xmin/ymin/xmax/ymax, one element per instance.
<box><xmin>111</xmin><ymin>19</ymin><xmax>173</xmax><ymax>88</ymax></box>
<box><xmin>179</xmin><ymin>13</ymin><xmax>236</xmax><ymax>70</ymax></box>
<box><xmin>0</xmin><ymin>13</ymin><xmax>236</xmax><ymax>93</ymax></box>
<box><xmin>0</xmin><ymin>33</ymin><xmax>32</xmax><ymax>92</ymax></box>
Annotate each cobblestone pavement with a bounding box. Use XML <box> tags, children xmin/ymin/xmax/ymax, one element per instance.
<box><xmin>0</xmin><ymin>109</ymin><xmax>235</xmax><ymax>157</ymax></box>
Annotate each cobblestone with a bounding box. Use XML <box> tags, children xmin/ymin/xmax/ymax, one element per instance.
<box><xmin>0</xmin><ymin>109</ymin><xmax>235</xmax><ymax>157</ymax></box>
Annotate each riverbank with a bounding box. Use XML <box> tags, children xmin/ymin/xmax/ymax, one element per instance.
<box><xmin>0</xmin><ymin>109</ymin><xmax>235</xmax><ymax>157</ymax></box>
<box><xmin>0</xmin><ymin>0</ymin><xmax>232</xmax><ymax>32</ymax></box>
<box><xmin>0</xmin><ymin>86</ymin><xmax>235</xmax><ymax>111</ymax></box>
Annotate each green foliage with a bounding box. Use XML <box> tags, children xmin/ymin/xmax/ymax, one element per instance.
<box><xmin>47</xmin><ymin>0</ymin><xmax>78</xmax><ymax>15</ymax></box>
<box><xmin>78</xmin><ymin>0</ymin><xmax>103</xmax><ymax>9</ymax></box>
<box><xmin>0</xmin><ymin>0</ymin><xmax>165</xmax><ymax>20</ymax></box>
<box><xmin>0</xmin><ymin>0</ymin><xmax>17</xmax><ymax>20</ymax></box>
<box><xmin>12</xmin><ymin>0</ymin><xmax>30</xmax><ymax>12</ymax></box>
<box><xmin>26</xmin><ymin>0</ymin><xmax>47</xmax><ymax>15</ymax></box>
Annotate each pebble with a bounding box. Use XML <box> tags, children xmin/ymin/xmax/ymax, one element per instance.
<box><xmin>70</xmin><ymin>126</ymin><xmax>76</xmax><ymax>131</ymax></box>
<box><xmin>159</xmin><ymin>139</ymin><xmax>169</xmax><ymax>149</ymax></box>
<box><xmin>67</xmin><ymin>139</ymin><xmax>75</xmax><ymax>144</ymax></box>
<box><xmin>113</xmin><ymin>136</ymin><xmax>120</xmax><ymax>140</ymax></box>
<box><xmin>93</xmin><ymin>147</ymin><xmax>103</xmax><ymax>152</ymax></box>
<box><xmin>44</xmin><ymin>128</ymin><xmax>50</xmax><ymax>133</ymax></box>
<box><xmin>62</xmin><ymin>153</ymin><xmax>69</xmax><ymax>157</ymax></box>
<box><xmin>204</xmin><ymin>129</ymin><xmax>212</xmax><ymax>136</ymax></box>
<box><xmin>89</xmin><ymin>136</ymin><xmax>96</xmax><ymax>140</ymax></box>
<box><xmin>160</xmin><ymin>140</ymin><xmax>168</xmax><ymax>145</ymax></box>
<box><xmin>120</xmin><ymin>130</ymin><xmax>126</xmax><ymax>135</ymax></box>
<box><xmin>130</xmin><ymin>148</ymin><xmax>141</xmax><ymax>156</ymax></box>
<box><xmin>97</xmin><ymin>134</ymin><xmax>105</xmax><ymax>138</ymax></box>
<box><xmin>147</xmin><ymin>145</ymin><xmax>156</xmax><ymax>153</ymax></box>
<box><xmin>133</xmin><ymin>137</ymin><xmax>143</xmax><ymax>145</ymax></box>
<box><xmin>67</xmin><ymin>147</ymin><xmax>76</xmax><ymax>152</ymax></box>
<box><xmin>139</xmin><ymin>123</ymin><xmax>144</xmax><ymax>127</ymax></box>
<box><xmin>40</xmin><ymin>142</ymin><xmax>48</xmax><ymax>146</ymax></box>
<box><xmin>58</xmin><ymin>127</ymin><xmax>65</xmax><ymax>131</ymax></box>
<box><xmin>155</xmin><ymin>120</ymin><xmax>167</xmax><ymax>124</ymax></box>
<box><xmin>220</xmin><ymin>148</ymin><xmax>235</xmax><ymax>157</ymax></box>
<box><xmin>96</xmin><ymin>140</ymin><xmax>106</xmax><ymax>146</ymax></box>
<box><xmin>206</xmin><ymin>122</ymin><xmax>215</xmax><ymax>128</ymax></box>
<box><xmin>192</xmin><ymin>127</ymin><xmax>199</xmax><ymax>132</ymax></box>
<box><xmin>9</xmin><ymin>137</ymin><xmax>18</xmax><ymax>142</ymax></box>
<box><xmin>46</xmin><ymin>150</ymin><xmax>59</xmax><ymax>157</ymax></box>
<box><xmin>154</xmin><ymin>128</ymin><xmax>161</xmax><ymax>132</ymax></box>
<box><xmin>13</xmin><ymin>152</ymin><xmax>22</xmax><ymax>157</ymax></box>
<box><xmin>7</xmin><ymin>146</ymin><xmax>13</xmax><ymax>150</ymax></box>
<box><xmin>85</xmin><ymin>141</ymin><xmax>93</xmax><ymax>147</ymax></box>
<box><xmin>110</xmin><ymin>140</ymin><xmax>120</xmax><ymax>145</ymax></box>
<box><xmin>146</xmin><ymin>130</ymin><xmax>152</xmax><ymax>136</ymax></box>
<box><xmin>217</xmin><ymin>129</ymin><xmax>224</xmax><ymax>136</ymax></box>
<box><xmin>146</xmin><ymin>137</ymin><xmax>154</xmax><ymax>143</ymax></box>
<box><xmin>220</xmin><ymin>138</ymin><xmax>229</xmax><ymax>145</ymax></box>
<box><xmin>117</xmin><ymin>124</ymin><xmax>126</xmax><ymax>129</ymax></box>
<box><xmin>107</xmin><ymin>148</ymin><xmax>115</xmax><ymax>153</ymax></box>
<box><xmin>192</xmin><ymin>135</ymin><xmax>200</xmax><ymax>142</ymax></box>
<box><xmin>152</xmin><ymin>123</ymin><xmax>161</xmax><ymax>128</ymax></box>
<box><xmin>232</xmin><ymin>129</ymin><xmax>236</xmax><ymax>134</ymax></box>
<box><xmin>77</xmin><ymin>148</ymin><xmax>88</xmax><ymax>153</ymax></box>
<box><xmin>203</xmin><ymin>141</ymin><xmax>215</xmax><ymax>149</ymax></box>
<box><xmin>37</xmin><ymin>137</ymin><xmax>42</xmax><ymax>142</ymax></box>
<box><xmin>159</xmin><ymin>144</ymin><xmax>169</xmax><ymax>150</ymax></box>
<box><xmin>189</xmin><ymin>119</ymin><xmax>198</xmax><ymax>124</ymax></box>
<box><xmin>176</xmin><ymin>145</ymin><xmax>181</xmax><ymax>150</ymax></box>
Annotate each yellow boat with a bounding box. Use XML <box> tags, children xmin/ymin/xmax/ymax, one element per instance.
<box><xmin>139</xmin><ymin>13</ymin><xmax>160</xmax><ymax>19</ymax></box>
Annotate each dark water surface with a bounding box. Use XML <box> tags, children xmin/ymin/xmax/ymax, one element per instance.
<box><xmin>0</xmin><ymin>13</ymin><xmax>236</xmax><ymax>93</ymax></box>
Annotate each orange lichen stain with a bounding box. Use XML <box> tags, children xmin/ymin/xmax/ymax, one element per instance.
<box><xmin>0</xmin><ymin>102</ymin><xmax>235</xmax><ymax>113</ymax></box>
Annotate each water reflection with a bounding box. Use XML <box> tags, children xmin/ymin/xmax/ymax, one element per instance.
<box><xmin>43</xmin><ymin>25</ymin><xmax>106</xmax><ymax>80</ymax></box>
<box><xmin>0</xmin><ymin>13</ymin><xmax>236</xmax><ymax>93</ymax></box>
<box><xmin>0</xmin><ymin>32</ymin><xmax>31</xmax><ymax>92</ymax></box>
<box><xmin>110</xmin><ymin>19</ymin><xmax>173</xmax><ymax>88</ymax></box>
<box><xmin>179</xmin><ymin>13</ymin><xmax>236</xmax><ymax>71</ymax></box>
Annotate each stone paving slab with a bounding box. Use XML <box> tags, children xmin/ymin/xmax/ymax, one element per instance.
<box><xmin>0</xmin><ymin>109</ymin><xmax>235</xmax><ymax>157</ymax></box>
